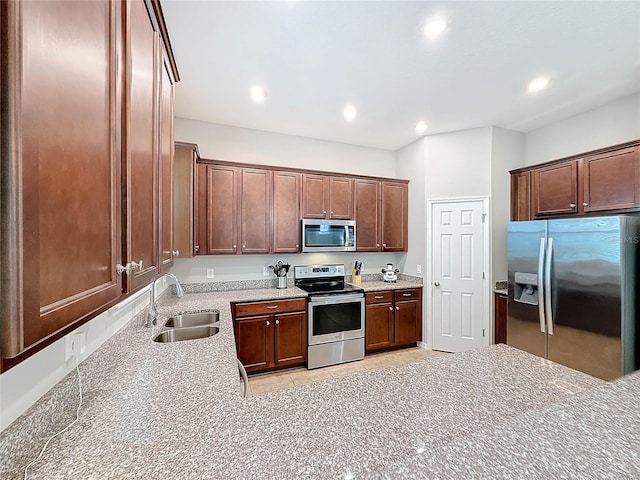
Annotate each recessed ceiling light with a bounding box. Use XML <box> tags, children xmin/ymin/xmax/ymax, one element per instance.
<box><xmin>528</xmin><ymin>77</ymin><xmax>549</xmax><ymax>93</ymax></box>
<box><xmin>343</xmin><ymin>104</ymin><xmax>357</xmax><ymax>122</ymax></box>
<box><xmin>424</xmin><ymin>18</ymin><xmax>447</xmax><ymax>37</ymax></box>
<box><xmin>250</xmin><ymin>85</ymin><xmax>267</xmax><ymax>103</ymax></box>
<box><xmin>415</xmin><ymin>121</ymin><xmax>428</xmax><ymax>133</ymax></box>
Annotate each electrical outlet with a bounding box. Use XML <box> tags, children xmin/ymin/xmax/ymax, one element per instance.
<box><xmin>417</xmin><ymin>264</ymin><xmax>422</xmax><ymax>274</ymax></box>
<box><xmin>206</xmin><ymin>268</ymin><xmax>215</xmax><ymax>279</ymax></box>
<box><xmin>263</xmin><ymin>264</ymin><xmax>270</xmax><ymax>276</ymax></box>
<box><xmin>65</xmin><ymin>332</ymin><xmax>86</xmax><ymax>361</ymax></box>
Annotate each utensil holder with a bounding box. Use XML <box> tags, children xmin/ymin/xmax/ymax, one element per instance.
<box><xmin>277</xmin><ymin>276</ymin><xmax>288</xmax><ymax>289</ymax></box>
<box><xmin>351</xmin><ymin>270</ymin><xmax>361</xmax><ymax>285</ymax></box>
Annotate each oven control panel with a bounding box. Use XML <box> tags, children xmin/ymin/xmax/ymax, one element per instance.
<box><xmin>294</xmin><ymin>264</ymin><xmax>345</xmax><ymax>279</ymax></box>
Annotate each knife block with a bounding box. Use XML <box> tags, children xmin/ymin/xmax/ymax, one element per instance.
<box><xmin>351</xmin><ymin>269</ymin><xmax>361</xmax><ymax>285</ymax></box>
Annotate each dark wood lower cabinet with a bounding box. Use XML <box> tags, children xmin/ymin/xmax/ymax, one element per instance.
<box><xmin>494</xmin><ymin>293</ymin><xmax>507</xmax><ymax>344</ymax></box>
<box><xmin>234</xmin><ymin>299</ymin><xmax>307</xmax><ymax>374</ymax></box>
<box><xmin>365</xmin><ymin>289</ymin><xmax>422</xmax><ymax>353</ymax></box>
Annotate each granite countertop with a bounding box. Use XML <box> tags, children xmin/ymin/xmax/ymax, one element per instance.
<box><xmin>4</xmin><ymin>285</ymin><xmax>639</xmax><ymax>479</ymax></box>
<box><xmin>494</xmin><ymin>288</ymin><xmax>508</xmax><ymax>296</ymax></box>
<box><xmin>355</xmin><ymin>280</ymin><xmax>423</xmax><ymax>292</ymax></box>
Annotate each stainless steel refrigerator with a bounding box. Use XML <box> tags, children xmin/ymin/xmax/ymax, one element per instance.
<box><xmin>507</xmin><ymin>215</ymin><xmax>640</xmax><ymax>380</ymax></box>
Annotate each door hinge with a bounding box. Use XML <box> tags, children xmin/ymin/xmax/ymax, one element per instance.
<box><xmin>483</xmin><ymin>329</ymin><xmax>485</xmax><ymax>337</ymax></box>
<box><xmin>482</xmin><ymin>272</ymin><xmax>485</xmax><ymax>280</ymax></box>
<box><xmin>482</xmin><ymin>213</ymin><xmax>487</xmax><ymax>223</ymax></box>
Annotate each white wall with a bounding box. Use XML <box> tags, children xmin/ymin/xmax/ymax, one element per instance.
<box><xmin>524</xmin><ymin>93</ymin><xmax>640</xmax><ymax>165</ymax></box>
<box><xmin>175</xmin><ymin>118</ymin><xmax>397</xmax><ymax>177</ymax></box>
<box><xmin>396</xmin><ymin>137</ymin><xmax>426</xmax><ymax>277</ymax></box>
<box><xmin>490</xmin><ymin>127</ymin><xmax>525</xmax><ymax>284</ymax></box>
<box><xmin>0</xmin><ymin>283</ymin><xmax>164</xmax><ymax>432</ymax></box>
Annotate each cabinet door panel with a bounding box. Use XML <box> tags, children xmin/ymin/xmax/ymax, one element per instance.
<box><xmin>206</xmin><ymin>165</ymin><xmax>239</xmax><ymax>254</ymax></box>
<box><xmin>329</xmin><ymin>177</ymin><xmax>353</xmax><ymax>219</ymax></box>
<box><xmin>381</xmin><ymin>182</ymin><xmax>408</xmax><ymax>252</ymax></box>
<box><xmin>159</xmin><ymin>56</ymin><xmax>174</xmax><ymax>272</ymax></box>
<box><xmin>3</xmin><ymin>0</ymin><xmax>123</xmax><ymax>356</ymax></box>
<box><xmin>241</xmin><ymin>168</ymin><xmax>271</xmax><ymax>254</ymax></box>
<box><xmin>583</xmin><ymin>147</ymin><xmax>640</xmax><ymax>212</ymax></box>
<box><xmin>494</xmin><ymin>294</ymin><xmax>507</xmax><ymax>344</ymax></box>
<box><xmin>274</xmin><ymin>312</ymin><xmax>307</xmax><ymax>366</ymax></box>
<box><xmin>173</xmin><ymin>144</ymin><xmax>196</xmax><ymax>258</ymax></box>
<box><xmin>365</xmin><ymin>303</ymin><xmax>394</xmax><ymax>352</ymax></box>
<box><xmin>124</xmin><ymin>0</ymin><xmax>159</xmax><ymax>290</ymax></box>
<box><xmin>395</xmin><ymin>299</ymin><xmax>421</xmax><ymax>346</ymax></box>
<box><xmin>235</xmin><ymin>315</ymin><xmax>273</xmax><ymax>372</ymax></box>
<box><xmin>302</xmin><ymin>174</ymin><xmax>328</xmax><ymax>218</ymax></box>
<box><xmin>532</xmin><ymin>162</ymin><xmax>577</xmax><ymax>217</ymax></box>
<box><xmin>273</xmin><ymin>171</ymin><xmax>301</xmax><ymax>253</ymax></box>
<box><xmin>510</xmin><ymin>171</ymin><xmax>531</xmax><ymax>221</ymax></box>
<box><xmin>354</xmin><ymin>180</ymin><xmax>381</xmax><ymax>251</ymax></box>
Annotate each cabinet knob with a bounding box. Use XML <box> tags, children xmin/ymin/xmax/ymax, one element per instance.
<box><xmin>195</xmin><ymin>245</ymin><xmax>200</xmax><ymax>252</ymax></box>
<box><xmin>570</xmin><ymin>203</ymin><xmax>576</xmax><ymax>208</ymax></box>
<box><xmin>376</xmin><ymin>244</ymin><xmax>380</xmax><ymax>248</ymax></box>
<box><xmin>296</xmin><ymin>244</ymin><xmax>299</xmax><ymax>248</ymax></box>
<box><xmin>396</xmin><ymin>306</ymin><xmax>400</xmax><ymax>311</ymax></box>
<box><xmin>242</xmin><ymin>244</ymin><xmax>246</xmax><ymax>249</ymax></box>
<box><xmin>266</xmin><ymin>320</ymin><xmax>270</xmax><ymax>326</ymax></box>
<box><xmin>172</xmin><ymin>250</ymin><xmax>179</xmax><ymax>256</ymax></box>
<box><xmin>275</xmin><ymin>320</ymin><xmax>279</xmax><ymax>325</ymax></box>
<box><xmin>330</xmin><ymin>211</ymin><xmax>334</xmax><ymax>215</ymax></box>
<box><xmin>382</xmin><ymin>243</ymin><xmax>386</xmax><ymax>248</ymax></box>
<box><xmin>389</xmin><ymin>306</ymin><xmax>393</xmax><ymax>311</ymax></box>
<box><xmin>434</xmin><ymin>281</ymin><xmax>440</xmax><ymax>286</ymax></box>
<box><xmin>582</xmin><ymin>202</ymin><xmax>589</xmax><ymax>207</ymax></box>
<box><xmin>323</xmin><ymin>210</ymin><xmax>327</xmax><ymax>214</ymax></box>
<box><xmin>233</xmin><ymin>244</ymin><xmax>237</xmax><ymax>249</ymax></box>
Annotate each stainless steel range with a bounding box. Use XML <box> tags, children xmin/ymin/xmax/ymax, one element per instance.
<box><xmin>294</xmin><ymin>264</ymin><xmax>365</xmax><ymax>369</ymax></box>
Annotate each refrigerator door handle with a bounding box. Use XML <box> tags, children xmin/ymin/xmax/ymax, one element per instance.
<box><xmin>545</xmin><ymin>237</ymin><xmax>554</xmax><ymax>335</ymax></box>
<box><xmin>538</xmin><ymin>237</ymin><xmax>546</xmax><ymax>333</ymax></box>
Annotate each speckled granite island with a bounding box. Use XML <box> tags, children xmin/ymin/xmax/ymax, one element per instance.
<box><xmin>2</xmin><ymin>284</ymin><xmax>639</xmax><ymax>479</ymax></box>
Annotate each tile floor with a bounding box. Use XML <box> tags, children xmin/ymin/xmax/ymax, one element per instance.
<box><xmin>245</xmin><ymin>347</ymin><xmax>448</xmax><ymax>396</ymax></box>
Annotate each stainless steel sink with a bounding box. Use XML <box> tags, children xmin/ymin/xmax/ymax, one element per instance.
<box><xmin>164</xmin><ymin>311</ymin><xmax>220</xmax><ymax>328</ymax></box>
<box><xmin>153</xmin><ymin>325</ymin><xmax>220</xmax><ymax>343</ymax></box>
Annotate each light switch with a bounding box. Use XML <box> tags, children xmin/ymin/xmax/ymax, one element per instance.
<box><xmin>206</xmin><ymin>268</ymin><xmax>215</xmax><ymax>279</ymax></box>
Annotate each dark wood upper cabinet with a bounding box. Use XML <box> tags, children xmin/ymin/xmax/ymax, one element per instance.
<box><xmin>329</xmin><ymin>177</ymin><xmax>354</xmax><ymax>219</ymax></box>
<box><xmin>354</xmin><ymin>179</ymin><xmax>382</xmax><ymax>252</ymax></box>
<box><xmin>511</xmin><ymin>141</ymin><xmax>640</xmax><ymax>222</ymax></box>
<box><xmin>302</xmin><ymin>174</ymin><xmax>353</xmax><ymax>219</ymax></box>
<box><xmin>302</xmin><ymin>174</ymin><xmax>329</xmax><ymax>218</ymax></box>
<box><xmin>582</xmin><ymin>147</ymin><xmax>640</xmax><ymax>213</ymax></box>
<box><xmin>532</xmin><ymin>161</ymin><xmax>578</xmax><ymax>217</ymax></box>
<box><xmin>205</xmin><ymin>165</ymin><xmax>240</xmax><ymax>255</ymax></box>
<box><xmin>158</xmin><ymin>53</ymin><xmax>175</xmax><ymax>272</ymax></box>
<box><xmin>241</xmin><ymin>168</ymin><xmax>272</xmax><ymax>254</ymax></box>
<box><xmin>173</xmin><ymin>143</ymin><xmax>198</xmax><ymax>258</ymax></box>
<box><xmin>1</xmin><ymin>0</ymin><xmax>123</xmax><ymax>359</ymax></box>
<box><xmin>510</xmin><ymin>171</ymin><xmax>531</xmax><ymax>221</ymax></box>
<box><xmin>273</xmin><ymin>171</ymin><xmax>301</xmax><ymax>253</ymax></box>
<box><xmin>381</xmin><ymin>182</ymin><xmax>408</xmax><ymax>252</ymax></box>
<box><xmin>123</xmin><ymin>0</ymin><xmax>160</xmax><ymax>290</ymax></box>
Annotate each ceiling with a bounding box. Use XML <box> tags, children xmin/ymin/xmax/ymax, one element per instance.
<box><xmin>162</xmin><ymin>1</ymin><xmax>640</xmax><ymax>151</ymax></box>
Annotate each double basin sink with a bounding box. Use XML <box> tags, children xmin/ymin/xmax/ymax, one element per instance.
<box><xmin>153</xmin><ymin>311</ymin><xmax>220</xmax><ymax>343</ymax></box>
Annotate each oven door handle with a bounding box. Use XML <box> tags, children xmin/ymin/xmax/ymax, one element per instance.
<box><xmin>309</xmin><ymin>294</ymin><xmax>364</xmax><ymax>305</ymax></box>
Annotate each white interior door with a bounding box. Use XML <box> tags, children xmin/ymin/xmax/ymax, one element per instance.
<box><xmin>430</xmin><ymin>199</ymin><xmax>486</xmax><ymax>352</ymax></box>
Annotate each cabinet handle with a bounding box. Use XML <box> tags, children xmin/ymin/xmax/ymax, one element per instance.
<box><xmin>233</xmin><ymin>244</ymin><xmax>237</xmax><ymax>249</ymax></box>
<box><xmin>570</xmin><ymin>203</ymin><xmax>576</xmax><ymax>208</ymax></box>
<box><xmin>330</xmin><ymin>211</ymin><xmax>334</xmax><ymax>215</ymax></box>
<box><xmin>195</xmin><ymin>245</ymin><xmax>200</xmax><ymax>252</ymax></box>
<box><xmin>242</xmin><ymin>244</ymin><xmax>246</xmax><ymax>249</ymax></box>
<box><xmin>130</xmin><ymin>260</ymin><xmax>143</xmax><ymax>271</ymax></box>
<box><xmin>295</xmin><ymin>244</ymin><xmax>299</xmax><ymax>248</ymax></box>
<box><xmin>275</xmin><ymin>319</ymin><xmax>279</xmax><ymax>325</ymax></box>
<box><xmin>382</xmin><ymin>243</ymin><xmax>387</xmax><ymax>248</ymax></box>
<box><xmin>403</xmin><ymin>293</ymin><xmax>411</xmax><ymax>297</ymax></box>
<box><xmin>374</xmin><ymin>295</ymin><xmax>384</xmax><ymax>299</ymax></box>
<box><xmin>582</xmin><ymin>202</ymin><xmax>589</xmax><ymax>207</ymax></box>
<box><xmin>396</xmin><ymin>306</ymin><xmax>400</xmax><ymax>311</ymax></box>
<box><xmin>116</xmin><ymin>263</ymin><xmax>131</xmax><ymax>275</ymax></box>
<box><xmin>266</xmin><ymin>305</ymin><xmax>279</xmax><ymax>309</ymax></box>
<box><xmin>172</xmin><ymin>250</ymin><xmax>179</xmax><ymax>256</ymax></box>
<box><xmin>266</xmin><ymin>320</ymin><xmax>270</xmax><ymax>326</ymax></box>
<box><xmin>389</xmin><ymin>306</ymin><xmax>393</xmax><ymax>311</ymax></box>
<box><xmin>376</xmin><ymin>244</ymin><xmax>380</xmax><ymax>248</ymax></box>
<box><xmin>323</xmin><ymin>210</ymin><xmax>327</xmax><ymax>214</ymax></box>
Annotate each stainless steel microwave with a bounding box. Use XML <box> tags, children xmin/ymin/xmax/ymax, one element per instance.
<box><xmin>301</xmin><ymin>219</ymin><xmax>356</xmax><ymax>252</ymax></box>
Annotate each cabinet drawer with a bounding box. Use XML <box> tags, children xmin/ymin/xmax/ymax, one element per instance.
<box><xmin>394</xmin><ymin>289</ymin><xmax>421</xmax><ymax>301</ymax></box>
<box><xmin>366</xmin><ymin>291</ymin><xmax>393</xmax><ymax>304</ymax></box>
<box><xmin>235</xmin><ymin>298</ymin><xmax>306</xmax><ymax>317</ymax></box>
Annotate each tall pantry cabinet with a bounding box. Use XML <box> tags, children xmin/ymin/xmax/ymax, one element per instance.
<box><xmin>0</xmin><ymin>0</ymin><xmax>179</xmax><ymax>369</ymax></box>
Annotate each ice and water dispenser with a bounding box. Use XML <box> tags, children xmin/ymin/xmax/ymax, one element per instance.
<box><xmin>513</xmin><ymin>272</ymin><xmax>539</xmax><ymax>305</ymax></box>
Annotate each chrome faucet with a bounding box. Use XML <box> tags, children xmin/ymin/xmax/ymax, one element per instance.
<box><xmin>148</xmin><ymin>273</ymin><xmax>185</xmax><ymax>327</ymax></box>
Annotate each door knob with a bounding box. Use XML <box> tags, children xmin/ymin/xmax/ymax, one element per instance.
<box><xmin>434</xmin><ymin>281</ymin><xmax>440</xmax><ymax>286</ymax></box>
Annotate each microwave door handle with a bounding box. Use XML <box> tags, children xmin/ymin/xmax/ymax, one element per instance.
<box><xmin>538</xmin><ymin>237</ymin><xmax>546</xmax><ymax>333</ymax></box>
<box><xmin>545</xmin><ymin>237</ymin><xmax>554</xmax><ymax>335</ymax></box>
<box><xmin>345</xmin><ymin>225</ymin><xmax>350</xmax><ymax>246</ymax></box>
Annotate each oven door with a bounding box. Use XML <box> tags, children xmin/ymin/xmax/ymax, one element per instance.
<box><xmin>308</xmin><ymin>294</ymin><xmax>365</xmax><ymax>346</ymax></box>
